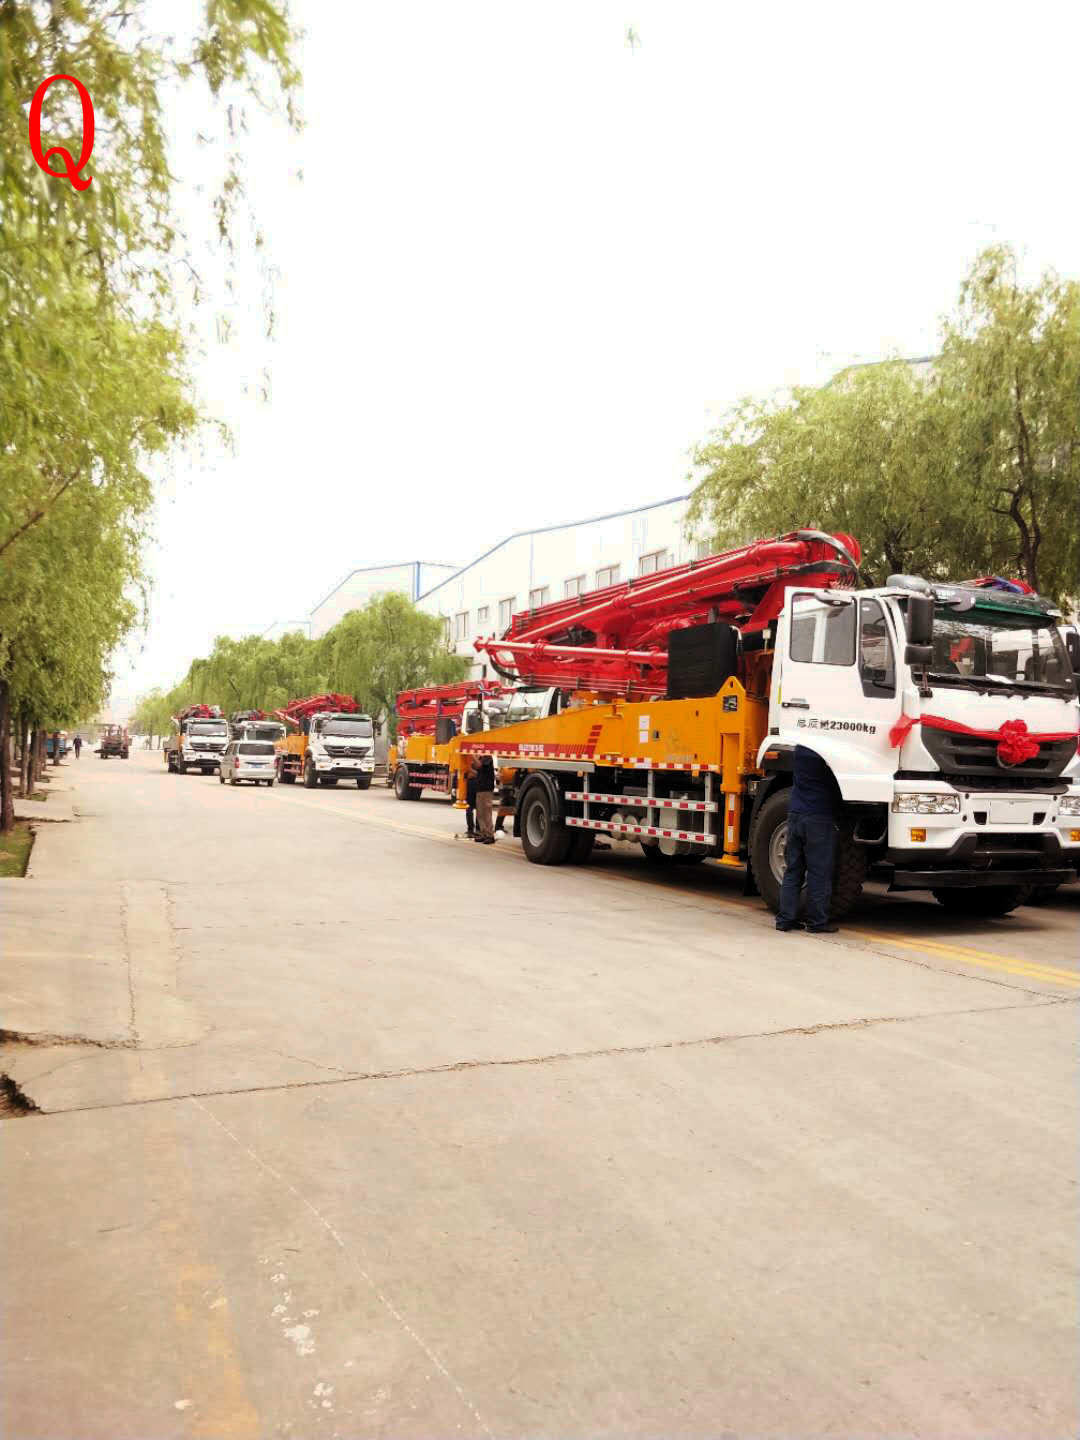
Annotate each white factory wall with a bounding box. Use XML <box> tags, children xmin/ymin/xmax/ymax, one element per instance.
<box><xmin>417</xmin><ymin>495</ymin><xmax>698</xmax><ymax>671</ymax></box>
<box><xmin>309</xmin><ymin>561</ymin><xmax>458</xmax><ymax>640</ymax></box>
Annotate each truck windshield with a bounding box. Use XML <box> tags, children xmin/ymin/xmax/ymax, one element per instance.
<box><xmin>930</xmin><ymin>609</ymin><xmax>1072</xmax><ymax>692</ymax></box>
<box><xmin>188</xmin><ymin>721</ymin><xmax>228</xmax><ymax>735</ymax></box>
<box><xmin>323</xmin><ymin>718</ymin><xmax>373</xmax><ymax>738</ymax></box>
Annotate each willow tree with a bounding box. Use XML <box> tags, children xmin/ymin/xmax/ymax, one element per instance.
<box><xmin>938</xmin><ymin>247</ymin><xmax>1080</xmax><ymax>598</ymax></box>
<box><xmin>688</xmin><ymin>246</ymin><xmax>1080</xmax><ymax>607</ymax></box>
<box><xmin>0</xmin><ymin>1</ymin><xmax>300</xmax><ymax>828</ymax></box>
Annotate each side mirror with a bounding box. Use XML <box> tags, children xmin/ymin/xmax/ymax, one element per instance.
<box><xmin>906</xmin><ymin>594</ymin><xmax>934</xmax><ymax>648</ymax></box>
<box><xmin>905</xmin><ymin>643</ymin><xmax>933</xmax><ymax>668</ymax></box>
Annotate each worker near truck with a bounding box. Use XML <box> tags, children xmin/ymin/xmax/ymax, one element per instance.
<box><xmin>73</xmin><ymin>735</ymin><xmax>82</xmax><ymax>759</ymax></box>
<box><xmin>464</xmin><ymin>755</ymin><xmax>478</xmax><ymax>838</ymax></box>
<box><xmin>474</xmin><ymin>755</ymin><xmax>496</xmax><ymax>844</ymax></box>
<box><xmin>776</xmin><ymin>745</ymin><xmax>842</xmax><ymax>935</ymax></box>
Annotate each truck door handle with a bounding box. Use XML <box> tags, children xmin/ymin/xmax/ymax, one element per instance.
<box><xmin>782</xmin><ymin>699</ymin><xmax>810</xmax><ymax>709</ymax></box>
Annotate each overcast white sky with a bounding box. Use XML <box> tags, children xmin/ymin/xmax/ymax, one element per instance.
<box><xmin>110</xmin><ymin>0</ymin><xmax>1080</xmax><ymax>713</ymax></box>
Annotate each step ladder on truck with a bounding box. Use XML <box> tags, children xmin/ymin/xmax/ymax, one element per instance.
<box><xmin>273</xmin><ymin>694</ymin><xmax>376</xmax><ymax>790</ymax></box>
<box><xmin>445</xmin><ymin>530</ymin><xmax>1079</xmax><ymax>917</ymax></box>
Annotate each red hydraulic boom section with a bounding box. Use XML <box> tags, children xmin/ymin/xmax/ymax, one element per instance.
<box><xmin>173</xmin><ymin>703</ymin><xmax>222</xmax><ymax>723</ymax></box>
<box><xmin>396</xmin><ymin>680</ymin><xmax>512</xmax><ymax>739</ymax></box>
<box><xmin>273</xmin><ymin>693</ymin><xmax>359</xmax><ymax>728</ymax></box>
<box><xmin>476</xmin><ymin>530</ymin><xmax>861</xmax><ymax>699</ymax></box>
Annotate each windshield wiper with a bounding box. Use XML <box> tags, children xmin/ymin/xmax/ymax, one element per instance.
<box><xmin>930</xmin><ymin>671</ymin><xmax>1071</xmax><ymax>698</ymax></box>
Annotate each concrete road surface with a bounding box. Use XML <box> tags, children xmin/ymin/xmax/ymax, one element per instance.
<box><xmin>1</xmin><ymin>750</ymin><xmax>1076</xmax><ymax>1438</ymax></box>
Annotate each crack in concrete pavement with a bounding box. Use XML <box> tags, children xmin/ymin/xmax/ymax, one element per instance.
<box><xmin>13</xmin><ymin>994</ymin><xmax>1074</xmax><ymax>1118</ymax></box>
<box><xmin>0</xmin><ymin>1028</ymin><xmax>137</xmax><ymax>1050</ymax></box>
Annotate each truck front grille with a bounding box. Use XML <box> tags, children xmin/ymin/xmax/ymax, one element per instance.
<box><xmin>920</xmin><ymin>728</ymin><xmax>1074</xmax><ymax>787</ymax></box>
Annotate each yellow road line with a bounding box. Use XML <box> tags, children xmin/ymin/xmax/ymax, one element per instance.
<box><xmin>846</xmin><ymin>929</ymin><xmax>1080</xmax><ymax>987</ymax></box>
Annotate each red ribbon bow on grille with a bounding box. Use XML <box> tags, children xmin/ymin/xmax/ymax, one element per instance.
<box><xmin>889</xmin><ymin>713</ymin><xmax>1075</xmax><ymax>766</ymax></box>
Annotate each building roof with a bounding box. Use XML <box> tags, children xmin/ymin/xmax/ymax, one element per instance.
<box><xmin>417</xmin><ymin>494</ymin><xmax>691</xmax><ymax>601</ymax></box>
<box><xmin>307</xmin><ymin>560</ymin><xmax>459</xmax><ymax>619</ymax></box>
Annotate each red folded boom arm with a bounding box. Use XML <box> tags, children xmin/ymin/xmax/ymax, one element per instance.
<box><xmin>475</xmin><ymin>530</ymin><xmax>861</xmax><ymax>698</ymax></box>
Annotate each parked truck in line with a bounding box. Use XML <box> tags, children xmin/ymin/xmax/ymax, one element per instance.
<box><xmin>274</xmin><ymin>694</ymin><xmax>375</xmax><ymax>789</ymax></box>
<box><xmin>229</xmin><ymin>709</ymin><xmax>287</xmax><ymax>746</ymax></box>
<box><xmin>390</xmin><ymin>680</ymin><xmax>514</xmax><ymax>801</ymax></box>
<box><xmin>165</xmin><ymin>705</ymin><xmax>228</xmax><ymax>774</ymax></box>
<box><xmin>449</xmin><ymin>531</ymin><xmax>1079</xmax><ymax>917</ymax></box>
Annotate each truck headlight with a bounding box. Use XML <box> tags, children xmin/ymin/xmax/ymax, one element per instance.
<box><xmin>1060</xmin><ymin>795</ymin><xmax>1080</xmax><ymax>816</ymax></box>
<box><xmin>892</xmin><ymin>794</ymin><xmax>961</xmax><ymax>815</ymax></box>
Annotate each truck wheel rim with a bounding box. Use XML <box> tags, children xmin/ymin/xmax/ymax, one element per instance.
<box><xmin>769</xmin><ymin>822</ymin><xmax>788</xmax><ymax>884</ymax></box>
<box><xmin>525</xmin><ymin>801</ymin><xmax>547</xmax><ymax>847</ymax></box>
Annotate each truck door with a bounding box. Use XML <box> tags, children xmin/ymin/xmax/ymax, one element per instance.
<box><xmin>771</xmin><ymin>590</ymin><xmax>901</xmax><ymax>802</ymax></box>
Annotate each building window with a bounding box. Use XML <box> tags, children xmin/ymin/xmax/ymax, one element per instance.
<box><xmin>453</xmin><ymin>610</ymin><xmax>469</xmax><ymax>642</ymax></box>
<box><xmin>477</xmin><ymin>605</ymin><xmax>490</xmax><ymax>627</ymax></box>
<box><xmin>595</xmin><ymin>564</ymin><xmax>620</xmax><ymax>589</ymax></box>
<box><xmin>638</xmin><ymin>549</ymin><xmax>670</xmax><ymax>577</ymax></box>
<box><xmin>441</xmin><ymin>616</ymin><xmax>451</xmax><ymax>647</ymax></box>
<box><xmin>564</xmin><ymin>575</ymin><xmax>587</xmax><ymax>599</ymax></box>
<box><xmin>498</xmin><ymin>597</ymin><xmax>515</xmax><ymax>631</ymax></box>
<box><xmin>529</xmin><ymin>585</ymin><xmax>550</xmax><ymax>610</ymax></box>
<box><xmin>695</xmin><ymin>539</ymin><xmax>714</xmax><ymax>560</ymax></box>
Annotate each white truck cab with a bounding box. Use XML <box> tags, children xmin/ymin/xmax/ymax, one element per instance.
<box><xmin>306</xmin><ymin>711</ymin><xmax>375</xmax><ymax>788</ymax></box>
<box><xmin>757</xmin><ymin>578</ymin><xmax>1079</xmax><ymax>913</ymax></box>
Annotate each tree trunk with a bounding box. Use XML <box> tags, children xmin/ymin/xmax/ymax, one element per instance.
<box><xmin>30</xmin><ymin>728</ymin><xmax>44</xmax><ymax>784</ymax></box>
<box><xmin>0</xmin><ymin>681</ymin><xmax>14</xmax><ymax>834</ymax></box>
<box><xmin>19</xmin><ymin>717</ymin><xmax>31</xmax><ymax>797</ymax></box>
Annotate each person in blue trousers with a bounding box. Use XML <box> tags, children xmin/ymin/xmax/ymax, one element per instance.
<box><xmin>776</xmin><ymin>745</ymin><xmax>842</xmax><ymax>934</ymax></box>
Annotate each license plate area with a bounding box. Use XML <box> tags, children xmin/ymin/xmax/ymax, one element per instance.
<box><xmin>988</xmin><ymin>799</ymin><xmax>1035</xmax><ymax>826</ymax></box>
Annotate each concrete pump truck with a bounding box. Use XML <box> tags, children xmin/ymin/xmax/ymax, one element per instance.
<box><xmin>449</xmin><ymin>531</ymin><xmax>1079</xmax><ymax>917</ymax></box>
<box><xmin>166</xmin><ymin>705</ymin><xmax>229</xmax><ymax>775</ymax></box>
<box><xmin>274</xmin><ymin>694</ymin><xmax>375</xmax><ymax>789</ymax></box>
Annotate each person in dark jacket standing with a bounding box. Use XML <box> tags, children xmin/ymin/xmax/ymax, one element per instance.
<box><xmin>777</xmin><ymin>745</ymin><xmax>842</xmax><ymax>934</ymax></box>
<box><xmin>73</xmin><ymin>735</ymin><xmax>82</xmax><ymax>759</ymax></box>
<box><xmin>474</xmin><ymin>755</ymin><xmax>496</xmax><ymax>844</ymax></box>
<box><xmin>464</xmin><ymin>757</ymin><xmax>478</xmax><ymax>837</ymax></box>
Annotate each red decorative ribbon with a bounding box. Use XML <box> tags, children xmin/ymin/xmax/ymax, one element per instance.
<box><xmin>889</xmin><ymin>713</ymin><xmax>1077</xmax><ymax>766</ymax></box>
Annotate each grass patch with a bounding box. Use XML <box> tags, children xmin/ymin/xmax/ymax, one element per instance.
<box><xmin>0</xmin><ymin>822</ymin><xmax>34</xmax><ymax>878</ymax></box>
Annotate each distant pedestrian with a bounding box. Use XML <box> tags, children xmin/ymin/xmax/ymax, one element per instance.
<box><xmin>73</xmin><ymin>735</ymin><xmax>82</xmax><ymax>759</ymax></box>
<box><xmin>474</xmin><ymin>755</ymin><xmax>496</xmax><ymax>844</ymax></box>
<box><xmin>776</xmin><ymin>745</ymin><xmax>842</xmax><ymax>934</ymax></box>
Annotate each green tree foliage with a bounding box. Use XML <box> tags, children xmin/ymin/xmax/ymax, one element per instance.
<box><xmin>143</xmin><ymin>594</ymin><xmax>469</xmax><ymax>740</ymax></box>
<box><xmin>688</xmin><ymin>360</ymin><xmax>964</xmax><ymax>585</ymax></box>
<box><xmin>687</xmin><ymin>247</ymin><xmax>1080</xmax><ymax>606</ymax></box>
<box><xmin>938</xmin><ymin>248</ymin><xmax>1080</xmax><ymax>597</ymax></box>
<box><xmin>0</xmin><ymin>2</ymin><xmax>299</xmax><ymax>828</ymax></box>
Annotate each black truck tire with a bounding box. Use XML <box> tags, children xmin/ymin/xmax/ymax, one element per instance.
<box><xmin>356</xmin><ymin>775</ymin><xmax>372</xmax><ymax>789</ymax></box>
<box><xmin>519</xmin><ymin>785</ymin><xmax>572</xmax><ymax>865</ymax></box>
<box><xmin>932</xmin><ymin>886</ymin><xmax>1026</xmax><ymax>918</ymax></box>
<box><xmin>749</xmin><ymin>787</ymin><xmax>865</xmax><ymax>918</ymax></box>
<box><xmin>394</xmin><ymin>766</ymin><xmax>421</xmax><ymax>801</ymax></box>
<box><xmin>303</xmin><ymin>757</ymin><xmax>317</xmax><ymax>789</ymax></box>
<box><xmin>566</xmin><ymin>829</ymin><xmax>596</xmax><ymax>865</ymax></box>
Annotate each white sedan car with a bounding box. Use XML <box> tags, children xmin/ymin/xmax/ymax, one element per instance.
<box><xmin>218</xmin><ymin>740</ymin><xmax>277</xmax><ymax>787</ymax></box>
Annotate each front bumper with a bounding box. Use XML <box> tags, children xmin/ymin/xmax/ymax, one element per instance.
<box><xmin>314</xmin><ymin>757</ymin><xmax>374</xmax><ymax>774</ymax></box>
<box><xmin>886</xmin><ymin>781</ymin><xmax>1080</xmax><ymax>886</ymax></box>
